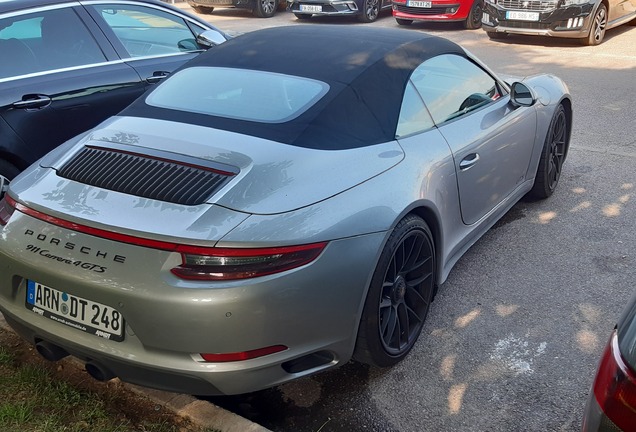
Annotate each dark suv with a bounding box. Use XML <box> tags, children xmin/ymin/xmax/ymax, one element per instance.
<box><xmin>482</xmin><ymin>0</ymin><xmax>636</xmax><ymax>46</ymax></box>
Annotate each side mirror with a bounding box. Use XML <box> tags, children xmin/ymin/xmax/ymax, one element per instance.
<box><xmin>196</xmin><ymin>29</ymin><xmax>228</xmax><ymax>49</ymax></box>
<box><xmin>510</xmin><ymin>82</ymin><xmax>536</xmax><ymax>107</ymax></box>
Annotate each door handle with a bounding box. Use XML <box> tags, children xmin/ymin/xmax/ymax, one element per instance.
<box><xmin>459</xmin><ymin>153</ymin><xmax>480</xmax><ymax>171</ymax></box>
<box><xmin>146</xmin><ymin>71</ymin><xmax>170</xmax><ymax>84</ymax></box>
<box><xmin>12</xmin><ymin>95</ymin><xmax>52</xmax><ymax>110</ymax></box>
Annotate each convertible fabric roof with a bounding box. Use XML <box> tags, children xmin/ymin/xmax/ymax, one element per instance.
<box><xmin>122</xmin><ymin>25</ymin><xmax>465</xmax><ymax>150</ymax></box>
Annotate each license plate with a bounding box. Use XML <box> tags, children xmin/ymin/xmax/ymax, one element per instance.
<box><xmin>407</xmin><ymin>1</ymin><xmax>432</xmax><ymax>7</ymax></box>
<box><xmin>300</xmin><ymin>4</ymin><xmax>322</xmax><ymax>12</ymax></box>
<box><xmin>506</xmin><ymin>10</ymin><xmax>539</xmax><ymax>21</ymax></box>
<box><xmin>26</xmin><ymin>280</ymin><xmax>124</xmax><ymax>342</ymax></box>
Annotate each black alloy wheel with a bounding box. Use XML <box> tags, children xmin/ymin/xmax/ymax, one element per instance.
<box><xmin>354</xmin><ymin>215</ymin><xmax>435</xmax><ymax>367</ymax></box>
<box><xmin>582</xmin><ymin>3</ymin><xmax>607</xmax><ymax>45</ymax></box>
<box><xmin>464</xmin><ymin>0</ymin><xmax>483</xmax><ymax>29</ymax></box>
<box><xmin>253</xmin><ymin>0</ymin><xmax>277</xmax><ymax>17</ymax></box>
<box><xmin>527</xmin><ymin>104</ymin><xmax>568</xmax><ymax>200</ymax></box>
<box><xmin>358</xmin><ymin>0</ymin><xmax>380</xmax><ymax>22</ymax></box>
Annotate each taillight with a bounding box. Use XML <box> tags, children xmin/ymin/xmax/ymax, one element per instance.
<box><xmin>199</xmin><ymin>345</ymin><xmax>288</xmax><ymax>362</ymax></box>
<box><xmin>8</xmin><ymin>198</ymin><xmax>327</xmax><ymax>280</ymax></box>
<box><xmin>171</xmin><ymin>242</ymin><xmax>327</xmax><ymax>281</ymax></box>
<box><xmin>592</xmin><ymin>331</ymin><xmax>636</xmax><ymax>431</ymax></box>
<box><xmin>0</xmin><ymin>195</ymin><xmax>16</xmax><ymax>226</ymax></box>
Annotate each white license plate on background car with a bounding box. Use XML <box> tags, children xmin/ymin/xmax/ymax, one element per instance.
<box><xmin>300</xmin><ymin>4</ymin><xmax>322</xmax><ymax>12</ymax></box>
<box><xmin>408</xmin><ymin>0</ymin><xmax>432</xmax><ymax>7</ymax></box>
<box><xmin>26</xmin><ymin>280</ymin><xmax>124</xmax><ymax>341</ymax></box>
<box><xmin>506</xmin><ymin>10</ymin><xmax>539</xmax><ymax>21</ymax></box>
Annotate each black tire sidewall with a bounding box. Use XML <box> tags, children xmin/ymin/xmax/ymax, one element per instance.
<box><xmin>354</xmin><ymin>215</ymin><xmax>435</xmax><ymax>367</ymax></box>
<box><xmin>527</xmin><ymin>104</ymin><xmax>567</xmax><ymax>200</ymax></box>
<box><xmin>0</xmin><ymin>160</ymin><xmax>19</xmax><ymax>181</ymax></box>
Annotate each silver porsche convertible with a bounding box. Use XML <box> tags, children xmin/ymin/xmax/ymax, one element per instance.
<box><xmin>0</xmin><ymin>26</ymin><xmax>572</xmax><ymax>395</ymax></box>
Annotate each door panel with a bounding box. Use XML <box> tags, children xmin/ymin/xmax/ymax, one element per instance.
<box><xmin>0</xmin><ymin>6</ymin><xmax>145</xmax><ymax>166</ymax></box>
<box><xmin>85</xmin><ymin>3</ymin><xmax>205</xmax><ymax>91</ymax></box>
<box><xmin>437</xmin><ymin>99</ymin><xmax>537</xmax><ymax>225</ymax></box>
<box><xmin>0</xmin><ymin>65</ymin><xmax>144</xmax><ymax>166</ymax></box>
<box><xmin>409</xmin><ymin>53</ymin><xmax>537</xmax><ymax>226</ymax></box>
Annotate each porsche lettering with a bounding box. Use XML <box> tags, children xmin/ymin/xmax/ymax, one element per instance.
<box><xmin>23</xmin><ymin>229</ymin><xmax>126</xmax><ymax>263</ymax></box>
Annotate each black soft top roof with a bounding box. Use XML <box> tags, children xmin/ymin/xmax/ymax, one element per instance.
<box><xmin>122</xmin><ymin>25</ymin><xmax>465</xmax><ymax>150</ymax></box>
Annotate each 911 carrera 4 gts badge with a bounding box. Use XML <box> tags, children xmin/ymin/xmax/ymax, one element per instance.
<box><xmin>23</xmin><ymin>229</ymin><xmax>126</xmax><ymax>268</ymax></box>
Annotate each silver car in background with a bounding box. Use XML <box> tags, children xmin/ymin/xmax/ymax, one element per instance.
<box><xmin>0</xmin><ymin>26</ymin><xmax>572</xmax><ymax>395</ymax></box>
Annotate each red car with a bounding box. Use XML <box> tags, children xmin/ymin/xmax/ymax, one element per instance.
<box><xmin>392</xmin><ymin>0</ymin><xmax>483</xmax><ymax>29</ymax></box>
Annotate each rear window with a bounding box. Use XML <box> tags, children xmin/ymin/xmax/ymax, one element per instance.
<box><xmin>145</xmin><ymin>67</ymin><xmax>329</xmax><ymax>123</ymax></box>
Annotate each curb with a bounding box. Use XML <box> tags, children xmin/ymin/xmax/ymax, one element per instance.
<box><xmin>0</xmin><ymin>312</ymin><xmax>270</xmax><ymax>432</ymax></box>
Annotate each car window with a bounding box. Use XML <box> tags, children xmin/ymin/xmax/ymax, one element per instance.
<box><xmin>396</xmin><ymin>81</ymin><xmax>435</xmax><ymax>138</ymax></box>
<box><xmin>0</xmin><ymin>8</ymin><xmax>106</xmax><ymax>79</ymax></box>
<box><xmin>410</xmin><ymin>54</ymin><xmax>501</xmax><ymax>125</ymax></box>
<box><xmin>92</xmin><ymin>4</ymin><xmax>200</xmax><ymax>57</ymax></box>
<box><xmin>146</xmin><ymin>67</ymin><xmax>329</xmax><ymax>123</ymax></box>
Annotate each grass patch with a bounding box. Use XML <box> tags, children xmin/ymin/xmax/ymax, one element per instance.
<box><xmin>0</xmin><ymin>327</ymin><xmax>219</xmax><ymax>432</ymax></box>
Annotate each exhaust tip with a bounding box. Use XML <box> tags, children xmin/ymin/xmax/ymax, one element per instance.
<box><xmin>35</xmin><ymin>341</ymin><xmax>69</xmax><ymax>362</ymax></box>
<box><xmin>85</xmin><ymin>361</ymin><xmax>116</xmax><ymax>382</ymax></box>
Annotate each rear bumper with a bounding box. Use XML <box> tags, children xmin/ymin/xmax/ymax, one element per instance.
<box><xmin>481</xmin><ymin>2</ymin><xmax>594</xmax><ymax>38</ymax></box>
<box><xmin>188</xmin><ymin>0</ymin><xmax>251</xmax><ymax>8</ymax></box>
<box><xmin>287</xmin><ymin>0</ymin><xmax>361</xmax><ymax>16</ymax></box>
<box><xmin>0</xmin><ymin>211</ymin><xmax>385</xmax><ymax>395</ymax></box>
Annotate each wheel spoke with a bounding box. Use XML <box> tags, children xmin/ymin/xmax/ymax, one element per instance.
<box><xmin>382</xmin><ymin>306</ymin><xmax>398</xmax><ymax>345</ymax></box>
<box><xmin>396</xmin><ymin>303</ymin><xmax>409</xmax><ymax>348</ymax></box>
<box><xmin>403</xmin><ymin>237</ymin><xmax>424</xmax><ymax>273</ymax></box>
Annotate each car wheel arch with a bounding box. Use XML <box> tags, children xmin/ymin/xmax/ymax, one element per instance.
<box><xmin>390</xmin><ymin>204</ymin><xmax>445</xmax><ymax>289</ymax></box>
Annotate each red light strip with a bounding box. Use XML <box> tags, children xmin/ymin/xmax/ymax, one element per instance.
<box><xmin>200</xmin><ymin>345</ymin><xmax>288</xmax><ymax>362</ymax></box>
<box><xmin>10</xmin><ymin>198</ymin><xmax>326</xmax><ymax>257</ymax></box>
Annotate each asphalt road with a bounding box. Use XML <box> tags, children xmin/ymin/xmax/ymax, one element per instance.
<box><xmin>178</xmin><ymin>5</ymin><xmax>636</xmax><ymax>431</ymax></box>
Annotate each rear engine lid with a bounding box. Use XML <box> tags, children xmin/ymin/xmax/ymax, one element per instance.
<box><xmin>8</xmin><ymin>166</ymin><xmax>249</xmax><ymax>244</ymax></box>
<box><xmin>44</xmin><ymin>116</ymin><xmax>405</xmax><ymax>215</ymax></box>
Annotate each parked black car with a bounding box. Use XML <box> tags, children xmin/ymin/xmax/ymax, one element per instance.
<box><xmin>0</xmin><ymin>0</ymin><xmax>227</xmax><ymax>180</ymax></box>
<box><xmin>582</xmin><ymin>292</ymin><xmax>636</xmax><ymax>431</ymax></box>
<box><xmin>482</xmin><ymin>0</ymin><xmax>636</xmax><ymax>46</ymax></box>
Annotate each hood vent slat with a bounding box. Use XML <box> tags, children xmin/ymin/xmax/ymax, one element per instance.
<box><xmin>57</xmin><ymin>147</ymin><xmax>234</xmax><ymax>206</ymax></box>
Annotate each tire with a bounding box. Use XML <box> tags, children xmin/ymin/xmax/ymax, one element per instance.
<box><xmin>253</xmin><ymin>0</ymin><xmax>277</xmax><ymax>17</ymax></box>
<box><xmin>527</xmin><ymin>104</ymin><xmax>569</xmax><ymax>200</ymax></box>
<box><xmin>294</xmin><ymin>13</ymin><xmax>313</xmax><ymax>19</ymax></box>
<box><xmin>191</xmin><ymin>5</ymin><xmax>215</xmax><ymax>14</ymax></box>
<box><xmin>354</xmin><ymin>215</ymin><xmax>436</xmax><ymax>367</ymax></box>
<box><xmin>0</xmin><ymin>160</ymin><xmax>19</xmax><ymax>181</ymax></box>
<box><xmin>396</xmin><ymin>18</ymin><xmax>413</xmax><ymax>25</ymax></box>
<box><xmin>486</xmin><ymin>31</ymin><xmax>507</xmax><ymax>39</ymax></box>
<box><xmin>580</xmin><ymin>3</ymin><xmax>607</xmax><ymax>46</ymax></box>
<box><xmin>358</xmin><ymin>0</ymin><xmax>380</xmax><ymax>22</ymax></box>
<box><xmin>463</xmin><ymin>0</ymin><xmax>483</xmax><ymax>29</ymax></box>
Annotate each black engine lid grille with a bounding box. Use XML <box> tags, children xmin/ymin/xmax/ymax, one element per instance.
<box><xmin>58</xmin><ymin>145</ymin><xmax>237</xmax><ymax>206</ymax></box>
